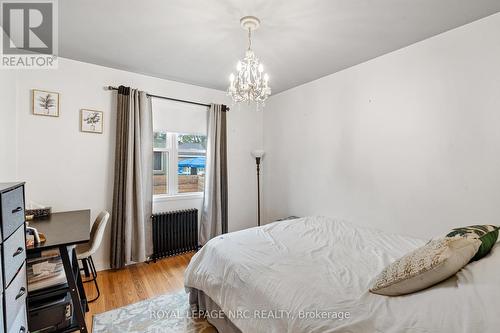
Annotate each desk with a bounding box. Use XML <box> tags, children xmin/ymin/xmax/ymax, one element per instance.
<box><xmin>27</xmin><ymin>210</ymin><xmax>90</xmax><ymax>333</ymax></box>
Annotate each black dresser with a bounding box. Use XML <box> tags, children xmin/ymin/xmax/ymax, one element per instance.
<box><xmin>0</xmin><ymin>183</ymin><xmax>28</xmax><ymax>333</ymax></box>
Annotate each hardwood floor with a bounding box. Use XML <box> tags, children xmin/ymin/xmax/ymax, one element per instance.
<box><xmin>83</xmin><ymin>252</ymin><xmax>194</xmax><ymax>331</ymax></box>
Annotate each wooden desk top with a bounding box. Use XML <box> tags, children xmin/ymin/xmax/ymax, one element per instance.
<box><xmin>27</xmin><ymin>209</ymin><xmax>91</xmax><ymax>251</ymax></box>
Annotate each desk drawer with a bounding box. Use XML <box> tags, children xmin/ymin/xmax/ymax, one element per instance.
<box><xmin>3</xmin><ymin>226</ymin><xmax>26</xmax><ymax>287</ymax></box>
<box><xmin>5</xmin><ymin>262</ymin><xmax>27</xmax><ymax>333</ymax></box>
<box><xmin>7</xmin><ymin>304</ymin><xmax>27</xmax><ymax>333</ymax></box>
<box><xmin>1</xmin><ymin>186</ymin><xmax>25</xmax><ymax>239</ymax></box>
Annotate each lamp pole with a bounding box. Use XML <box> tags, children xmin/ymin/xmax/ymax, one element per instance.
<box><xmin>251</xmin><ymin>150</ymin><xmax>265</xmax><ymax>227</ymax></box>
<box><xmin>256</xmin><ymin>156</ymin><xmax>261</xmax><ymax>227</ymax></box>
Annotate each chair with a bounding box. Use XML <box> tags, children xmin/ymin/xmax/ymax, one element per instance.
<box><xmin>76</xmin><ymin>210</ymin><xmax>110</xmax><ymax>303</ymax></box>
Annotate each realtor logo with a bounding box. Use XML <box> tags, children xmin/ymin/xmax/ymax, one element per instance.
<box><xmin>0</xmin><ymin>0</ymin><xmax>58</xmax><ymax>68</ymax></box>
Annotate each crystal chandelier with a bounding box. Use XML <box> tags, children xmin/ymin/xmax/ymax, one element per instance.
<box><xmin>228</xmin><ymin>16</ymin><xmax>271</xmax><ymax>109</ymax></box>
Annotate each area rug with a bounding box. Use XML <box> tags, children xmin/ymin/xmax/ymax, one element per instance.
<box><xmin>93</xmin><ymin>291</ymin><xmax>217</xmax><ymax>333</ymax></box>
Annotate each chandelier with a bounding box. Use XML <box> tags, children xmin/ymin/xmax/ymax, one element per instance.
<box><xmin>228</xmin><ymin>16</ymin><xmax>271</xmax><ymax>109</ymax></box>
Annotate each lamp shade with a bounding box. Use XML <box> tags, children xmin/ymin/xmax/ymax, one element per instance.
<box><xmin>251</xmin><ymin>149</ymin><xmax>265</xmax><ymax>159</ymax></box>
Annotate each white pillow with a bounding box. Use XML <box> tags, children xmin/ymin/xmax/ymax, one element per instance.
<box><xmin>370</xmin><ymin>236</ymin><xmax>481</xmax><ymax>296</ymax></box>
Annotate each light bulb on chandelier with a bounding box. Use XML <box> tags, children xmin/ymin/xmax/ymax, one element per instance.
<box><xmin>227</xmin><ymin>16</ymin><xmax>271</xmax><ymax>110</ymax></box>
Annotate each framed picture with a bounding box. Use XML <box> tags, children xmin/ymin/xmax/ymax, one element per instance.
<box><xmin>80</xmin><ymin>109</ymin><xmax>104</xmax><ymax>134</ymax></box>
<box><xmin>32</xmin><ymin>89</ymin><xmax>60</xmax><ymax>117</ymax></box>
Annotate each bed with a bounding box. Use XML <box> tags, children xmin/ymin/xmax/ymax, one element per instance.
<box><xmin>184</xmin><ymin>216</ymin><xmax>500</xmax><ymax>333</ymax></box>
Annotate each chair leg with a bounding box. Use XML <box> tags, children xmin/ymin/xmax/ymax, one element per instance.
<box><xmin>80</xmin><ymin>258</ymin><xmax>94</xmax><ymax>283</ymax></box>
<box><xmin>87</xmin><ymin>256</ymin><xmax>100</xmax><ymax>303</ymax></box>
<box><xmin>81</xmin><ymin>258</ymin><xmax>91</xmax><ymax>278</ymax></box>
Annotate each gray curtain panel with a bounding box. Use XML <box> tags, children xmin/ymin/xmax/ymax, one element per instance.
<box><xmin>110</xmin><ymin>86</ymin><xmax>153</xmax><ymax>269</ymax></box>
<box><xmin>200</xmin><ymin>104</ymin><xmax>228</xmax><ymax>245</ymax></box>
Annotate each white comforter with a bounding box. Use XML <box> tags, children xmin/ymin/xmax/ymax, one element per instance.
<box><xmin>184</xmin><ymin>216</ymin><xmax>500</xmax><ymax>333</ymax></box>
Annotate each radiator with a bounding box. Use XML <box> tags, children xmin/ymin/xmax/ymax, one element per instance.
<box><xmin>151</xmin><ymin>209</ymin><xmax>199</xmax><ymax>261</ymax></box>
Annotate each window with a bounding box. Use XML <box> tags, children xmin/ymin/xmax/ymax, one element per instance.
<box><xmin>153</xmin><ymin>132</ymin><xmax>206</xmax><ymax>196</ymax></box>
<box><xmin>152</xmin><ymin>98</ymin><xmax>207</xmax><ymax>197</ymax></box>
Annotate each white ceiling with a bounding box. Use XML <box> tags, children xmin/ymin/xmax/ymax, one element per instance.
<box><xmin>60</xmin><ymin>0</ymin><xmax>500</xmax><ymax>93</ymax></box>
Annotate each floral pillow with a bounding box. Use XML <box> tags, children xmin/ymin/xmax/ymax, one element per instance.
<box><xmin>370</xmin><ymin>236</ymin><xmax>481</xmax><ymax>296</ymax></box>
<box><xmin>446</xmin><ymin>225</ymin><xmax>499</xmax><ymax>261</ymax></box>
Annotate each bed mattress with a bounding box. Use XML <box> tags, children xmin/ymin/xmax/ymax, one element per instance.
<box><xmin>185</xmin><ymin>216</ymin><xmax>500</xmax><ymax>333</ymax></box>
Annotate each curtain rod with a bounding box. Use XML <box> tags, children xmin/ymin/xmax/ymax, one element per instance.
<box><xmin>106</xmin><ymin>86</ymin><xmax>228</xmax><ymax>110</ymax></box>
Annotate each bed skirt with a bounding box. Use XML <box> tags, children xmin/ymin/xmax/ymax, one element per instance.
<box><xmin>188</xmin><ymin>289</ymin><xmax>242</xmax><ymax>333</ymax></box>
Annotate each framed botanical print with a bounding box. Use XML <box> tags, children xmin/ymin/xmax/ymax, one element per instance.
<box><xmin>33</xmin><ymin>89</ymin><xmax>60</xmax><ymax>117</ymax></box>
<box><xmin>80</xmin><ymin>109</ymin><xmax>104</xmax><ymax>134</ymax></box>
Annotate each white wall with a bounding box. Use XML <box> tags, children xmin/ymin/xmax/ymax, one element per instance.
<box><xmin>0</xmin><ymin>70</ymin><xmax>18</xmax><ymax>181</ymax></box>
<box><xmin>9</xmin><ymin>12</ymin><xmax>498</xmax><ymax>271</ymax></box>
<box><xmin>9</xmin><ymin>58</ymin><xmax>262</xmax><ymax>270</ymax></box>
<box><xmin>263</xmin><ymin>13</ymin><xmax>500</xmax><ymax>239</ymax></box>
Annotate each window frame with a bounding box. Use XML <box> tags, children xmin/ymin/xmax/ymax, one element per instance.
<box><xmin>153</xmin><ymin>132</ymin><xmax>206</xmax><ymax>200</ymax></box>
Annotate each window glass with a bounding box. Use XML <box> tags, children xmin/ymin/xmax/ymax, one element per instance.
<box><xmin>153</xmin><ymin>151</ymin><xmax>168</xmax><ymax>195</ymax></box>
<box><xmin>153</xmin><ymin>132</ymin><xmax>167</xmax><ymax>149</ymax></box>
<box><xmin>177</xmin><ymin>134</ymin><xmax>206</xmax><ymax>193</ymax></box>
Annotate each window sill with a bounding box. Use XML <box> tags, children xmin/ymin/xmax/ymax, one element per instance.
<box><xmin>153</xmin><ymin>192</ymin><xmax>204</xmax><ymax>202</ymax></box>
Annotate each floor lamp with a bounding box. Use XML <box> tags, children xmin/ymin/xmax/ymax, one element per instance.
<box><xmin>251</xmin><ymin>150</ymin><xmax>265</xmax><ymax>226</ymax></box>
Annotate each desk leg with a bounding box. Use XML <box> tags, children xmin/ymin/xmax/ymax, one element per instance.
<box><xmin>72</xmin><ymin>249</ymin><xmax>89</xmax><ymax>312</ymax></box>
<box><xmin>60</xmin><ymin>245</ymin><xmax>88</xmax><ymax>333</ymax></box>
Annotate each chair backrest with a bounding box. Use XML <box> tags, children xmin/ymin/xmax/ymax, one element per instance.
<box><xmin>87</xmin><ymin>211</ymin><xmax>110</xmax><ymax>256</ymax></box>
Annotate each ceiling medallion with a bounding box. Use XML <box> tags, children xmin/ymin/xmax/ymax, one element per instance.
<box><xmin>227</xmin><ymin>16</ymin><xmax>271</xmax><ymax>110</ymax></box>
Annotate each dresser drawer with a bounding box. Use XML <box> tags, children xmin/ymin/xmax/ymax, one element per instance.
<box><xmin>7</xmin><ymin>304</ymin><xmax>27</xmax><ymax>333</ymax></box>
<box><xmin>3</xmin><ymin>226</ymin><xmax>26</xmax><ymax>287</ymax></box>
<box><xmin>1</xmin><ymin>186</ymin><xmax>25</xmax><ymax>239</ymax></box>
<box><xmin>5</xmin><ymin>262</ymin><xmax>27</xmax><ymax>333</ymax></box>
